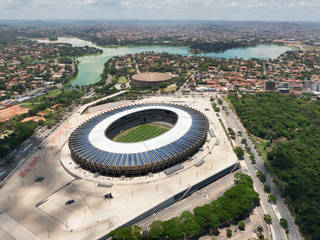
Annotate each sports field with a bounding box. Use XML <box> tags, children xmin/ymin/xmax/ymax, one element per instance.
<box><xmin>113</xmin><ymin>123</ymin><xmax>170</xmax><ymax>143</ymax></box>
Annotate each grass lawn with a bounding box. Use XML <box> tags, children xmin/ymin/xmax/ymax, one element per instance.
<box><xmin>47</xmin><ymin>89</ymin><xmax>62</xmax><ymax>97</ymax></box>
<box><xmin>113</xmin><ymin>123</ymin><xmax>169</xmax><ymax>143</ymax></box>
<box><xmin>118</xmin><ymin>76</ymin><xmax>128</xmax><ymax>84</ymax></box>
<box><xmin>20</xmin><ymin>102</ymin><xmax>34</xmax><ymax>108</ymax></box>
<box><xmin>250</xmin><ymin>134</ymin><xmax>271</xmax><ymax>163</ymax></box>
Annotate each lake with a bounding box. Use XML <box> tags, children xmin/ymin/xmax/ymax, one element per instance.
<box><xmin>37</xmin><ymin>38</ymin><xmax>291</xmax><ymax>86</ymax></box>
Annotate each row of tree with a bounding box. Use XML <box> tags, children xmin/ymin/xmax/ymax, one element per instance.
<box><xmin>109</xmin><ymin>173</ymin><xmax>259</xmax><ymax>240</ymax></box>
<box><xmin>229</xmin><ymin>92</ymin><xmax>320</xmax><ymax>240</ymax></box>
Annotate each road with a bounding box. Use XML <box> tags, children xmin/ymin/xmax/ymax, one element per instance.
<box><xmin>219</xmin><ymin>95</ymin><xmax>303</xmax><ymax>240</ymax></box>
<box><xmin>0</xmin><ymin>94</ymin><xmax>239</xmax><ymax>240</ymax></box>
<box><xmin>0</xmin><ymin>106</ymin><xmax>76</xmax><ymax>185</ymax></box>
<box><xmin>137</xmin><ymin>172</ymin><xmax>237</xmax><ymax>229</ymax></box>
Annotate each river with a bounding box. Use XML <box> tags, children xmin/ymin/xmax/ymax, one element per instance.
<box><xmin>37</xmin><ymin>37</ymin><xmax>291</xmax><ymax>86</ymax></box>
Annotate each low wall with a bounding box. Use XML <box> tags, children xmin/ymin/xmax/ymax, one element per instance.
<box><xmin>98</xmin><ymin>162</ymin><xmax>239</xmax><ymax>239</ymax></box>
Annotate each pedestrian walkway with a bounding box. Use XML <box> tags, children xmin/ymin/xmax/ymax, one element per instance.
<box><xmin>0</xmin><ymin>212</ymin><xmax>41</xmax><ymax>240</ymax></box>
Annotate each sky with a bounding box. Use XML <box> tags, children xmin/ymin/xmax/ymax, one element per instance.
<box><xmin>0</xmin><ymin>0</ymin><xmax>320</xmax><ymax>21</ymax></box>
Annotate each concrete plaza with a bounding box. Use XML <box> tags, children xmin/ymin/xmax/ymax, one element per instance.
<box><xmin>0</xmin><ymin>95</ymin><xmax>238</xmax><ymax>240</ymax></box>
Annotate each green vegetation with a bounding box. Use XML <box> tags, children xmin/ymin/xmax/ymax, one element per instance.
<box><xmin>113</xmin><ymin>123</ymin><xmax>169</xmax><ymax>143</ymax></box>
<box><xmin>245</xmin><ymin>146</ymin><xmax>251</xmax><ymax>153</ymax></box>
<box><xmin>229</xmin><ymin>93</ymin><xmax>320</xmax><ymax>239</ymax></box>
<box><xmin>109</xmin><ymin>173</ymin><xmax>259</xmax><ymax>240</ymax></box>
<box><xmin>249</xmin><ymin>152</ymin><xmax>256</xmax><ymax>164</ymax></box>
<box><xmin>264</xmin><ymin>184</ymin><xmax>271</xmax><ymax>193</ymax></box>
<box><xmin>227</xmin><ymin>127</ymin><xmax>235</xmax><ymax>139</ymax></box>
<box><xmin>234</xmin><ymin>146</ymin><xmax>244</xmax><ymax>159</ymax></box>
<box><xmin>218</xmin><ymin>119</ymin><xmax>234</xmax><ymax>147</ymax></box>
<box><xmin>257</xmin><ymin>225</ymin><xmax>265</xmax><ymax>240</ymax></box>
<box><xmin>118</xmin><ymin>76</ymin><xmax>128</xmax><ymax>84</ymax></box>
<box><xmin>256</xmin><ymin>170</ymin><xmax>266</xmax><ymax>183</ymax></box>
<box><xmin>189</xmin><ymin>40</ymin><xmax>258</xmax><ymax>53</ymax></box>
<box><xmin>110</xmin><ymin>225</ymin><xmax>143</xmax><ymax>240</ymax></box>
<box><xmin>280</xmin><ymin>218</ymin><xmax>289</xmax><ymax>233</ymax></box>
<box><xmin>268</xmin><ymin>194</ymin><xmax>277</xmax><ymax>204</ymax></box>
<box><xmin>0</xmin><ymin>89</ymin><xmax>86</xmax><ymax>160</ymax></box>
<box><xmin>241</xmin><ymin>137</ymin><xmax>256</xmax><ymax>163</ymax></box>
<box><xmin>211</xmin><ymin>102</ymin><xmax>220</xmax><ymax>112</ymax></box>
<box><xmin>0</xmin><ymin>121</ymin><xmax>37</xmax><ymax>158</ymax></box>
<box><xmin>226</xmin><ymin>228</ymin><xmax>232</xmax><ymax>238</ymax></box>
<box><xmin>238</xmin><ymin>221</ymin><xmax>245</xmax><ymax>230</ymax></box>
<box><xmin>264</xmin><ymin>214</ymin><xmax>272</xmax><ymax>224</ymax></box>
<box><xmin>250</xmin><ymin>135</ymin><xmax>269</xmax><ymax>162</ymax></box>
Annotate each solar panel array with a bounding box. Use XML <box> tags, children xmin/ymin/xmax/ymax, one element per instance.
<box><xmin>69</xmin><ymin>103</ymin><xmax>208</xmax><ymax>176</ymax></box>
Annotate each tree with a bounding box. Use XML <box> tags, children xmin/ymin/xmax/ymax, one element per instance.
<box><xmin>256</xmin><ymin>225</ymin><xmax>265</xmax><ymax>239</ymax></box>
<box><xmin>280</xmin><ymin>218</ymin><xmax>289</xmax><ymax>233</ymax></box>
<box><xmin>250</xmin><ymin>153</ymin><xmax>256</xmax><ymax>164</ymax></box>
<box><xmin>226</xmin><ymin>228</ymin><xmax>232</xmax><ymax>238</ymax></box>
<box><xmin>256</xmin><ymin>170</ymin><xmax>266</xmax><ymax>183</ymax></box>
<box><xmin>234</xmin><ymin>146</ymin><xmax>244</xmax><ymax>159</ymax></box>
<box><xmin>257</xmin><ymin>225</ymin><xmax>263</xmax><ymax>234</ymax></box>
<box><xmin>241</xmin><ymin>138</ymin><xmax>247</xmax><ymax>145</ymax></box>
<box><xmin>180</xmin><ymin>211</ymin><xmax>202</xmax><ymax>237</ymax></box>
<box><xmin>111</xmin><ymin>174</ymin><xmax>259</xmax><ymax>240</ymax></box>
<box><xmin>131</xmin><ymin>226</ymin><xmax>143</xmax><ymax>240</ymax></box>
<box><xmin>264</xmin><ymin>214</ymin><xmax>272</xmax><ymax>224</ymax></box>
<box><xmin>268</xmin><ymin>194</ymin><xmax>277</xmax><ymax>204</ymax></box>
<box><xmin>234</xmin><ymin>172</ymin><xmax>254</xmax><ymax>187</ymax></box>
<box><xmin>228</xmin><ymin>127</ymin><xmax>236</xmax><ymax>139</ymax></box>
<box><xmin>246</xmin><ymin>146</ymin><xmax>251</xmax><ymax>153</ymax></box>
<box><xmin>194</xmin><ymin>204</ymin><xmax>213</xmax><ymax>229</ymax></box>
<box><xmin>264</xmin><ymin>184</ymin><xmax>271</xmax><ymax>193</ymax></box>
<box><xmin>238</xmin><ymin>221</ymin><xmax>245</xmax><ymax>230</ymax></box>
<box><xmin>149</xmin><ymin>221</ymin><xmax>164</xmax><ymax>240</ymax></box>
<box><xmin>161</xmin><ymin>218</ymin><xmax>184</xmax><ymax>239</ymax></box>
<box><xmin>110</xmin><ymin>225</ymin><xmax>143</xmax><ymax>240</ymax></box>
<box><xmin>228</xmin><ymin>92</ymin><xmax>320</xmax><ymax>239</ymax></box>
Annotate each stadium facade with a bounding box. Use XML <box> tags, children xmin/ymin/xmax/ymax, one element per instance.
<box><xmin>131</xmin><ymin>72</ymin><xmax>172</xmax><ymax>87</ymax></box>
<box><xmin>68</xmin><ymin>103</ymin><xmax>209</xmax><ymax>176</ymax></box>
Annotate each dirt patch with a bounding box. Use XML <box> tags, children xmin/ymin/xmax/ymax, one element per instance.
<box><xmin>164</xmin><ymin>83</ymin><xmax>177</xmax><ymax>92</ymax></box>
<box><xmin>0</xmin><ymin>105</ymin><xmax>30</xmax><ymax>122</ymax></box>
<box><xmin>21</xmin><ymin>116</ymin><xmax>46</xmax><ymax>123</ymax></box>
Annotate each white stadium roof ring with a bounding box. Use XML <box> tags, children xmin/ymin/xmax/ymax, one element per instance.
<box><xmin>68</xmin><ymin>103</ymin><xmax>209</xmax><ymax>176</ymax></box>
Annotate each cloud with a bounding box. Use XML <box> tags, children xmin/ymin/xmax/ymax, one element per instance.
<box><xmin>0</xmin><ymin>0</ymin><xmax>320</xmax><ymax>20</ymax></box>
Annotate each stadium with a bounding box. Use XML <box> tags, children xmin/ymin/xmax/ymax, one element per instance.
<box><xmin>131</xmin><ymin>72</ymin><xmax>172</xmax><ymax>86</ymax></box>
<box><xmin>68</xmin><ymin>103</ymin><xmax>209</xmax><ymax>176</ymax></box>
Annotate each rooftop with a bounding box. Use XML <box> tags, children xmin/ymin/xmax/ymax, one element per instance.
<box><xmin>132</xmin><ymin>72</ymin><xmax>172</xmax><ymax>82</ymax></box>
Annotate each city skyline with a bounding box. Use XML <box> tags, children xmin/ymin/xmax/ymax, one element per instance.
<box><xmin>1</xmin><ymin>0</ymin><xmax>320</xmax><ymax>21</ymax></box>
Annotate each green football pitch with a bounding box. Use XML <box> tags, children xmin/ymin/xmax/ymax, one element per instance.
<box><xmin>113</xmin><ymin>123</ymin><xmax>170</xmax><ymax>143</ymax></box>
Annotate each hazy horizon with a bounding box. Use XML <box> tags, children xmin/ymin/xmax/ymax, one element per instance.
<box><xmin>0</xmin><ymin>0</ymin><xmax>320</xmax><ymax>22</ymax></box>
